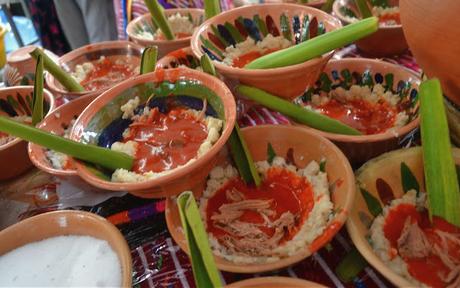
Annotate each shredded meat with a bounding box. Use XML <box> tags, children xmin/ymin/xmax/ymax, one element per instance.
<box><xmin>226</xmin><ymin>188</ymin><xmax>245</xmax><ymax>202</ymax></box>
<box><xmin>397</xmin><ymin>217</ymin><xmax>431</xmax><ymax>259</ymax></box>
<box><xmin>217</xmin><ymin>199</ymin><xmax>273</xmax><ymax>213</ymax></box>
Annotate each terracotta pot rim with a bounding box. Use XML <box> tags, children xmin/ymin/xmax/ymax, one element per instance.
<box><xmin>0</xmin><ymin>86</ymin><xmax>56</xmax><ymax>151</ymax></box>
<box><xmin>126</xmin><ymin>9</ymin><xmax>204</xmax><ymax>45</ymax></box>
<box><xmin>191</xmin><ymin>3</ymin><xmax>342</xmax><ymax>75</ymax></box>
<box><xmin>45</xmin><ymin>40</ymin><xmax>144</xmax><ymax>96</ymax></box>
<box><xmin>71</xmin><ymin>68</ymin><xmax>236</xmax><ymax>192</ymax></box>
<box><xmin>332</xmin><ymin>0</ymin><xmax>402</xmax><ymax>29</ymax></box>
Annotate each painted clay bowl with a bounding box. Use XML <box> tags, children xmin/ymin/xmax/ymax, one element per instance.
<box><xmin>28</xmin><ymin>94</ymin><xmax>97</xmax><ymax>186</ymax></box>
<box><xmin>126</xmin><ymin>8</ymin><xmax>204</xmax><ymax>58</ymax></box>
<box><xmin>333</xmin><ymin>0</ymin><xmax>407</xmax><ymax>57</ymax></box>
<box><xmin>278</xmin><ymin>0</ymin><xmax>327</xmax><ymax>9</ymax></box>
<box><xmin>0</xmin><ymin>210</ymin><xmax>132</xmax><ymax>287</ymax></box>
<box><xmin>191</xmin><ymin>3</ymin><xmax>342</xmax><ymax>100</ymax></box>
<box><xmin>45</xmin><ymin>40</ymin><xmax>143</xmax><ymax>100</ymax></box>
<box><xmin>4</xmin><ymin>45</ymin><xmax>58</xmax><ymax>87</ymax></box>
<box><xmin>0</xmin><ymin>86</ymin><xmax>55</xmax><ymax>181</ymax></box>
<box><xmin>226</xmin><ymin>276</ymin><xmax>327</xmax><ymax>287</ymax></box>
<box><xmin>165</xmin><ymin>125</ymin><xmax>355</xmax><ymax>273</ymax></box>
<box><xmin>296</xmin><ymin>58</ymin><xmax>420</xmax><ymax>166</ymax></box>
<box><xmin>400</xmin><ymin>0</ymin><xmax>460</xmax><ymax>107</ymax></box>
<box><xmin>156</xmin><ymin>47</ymin><xmax>201</xmax><ymax>70</ymax></box>
<box><xmin>70</xmin><ymin>68</ymin><xmax>236</xmax><ymax>198</ymax></box>
<box><xmin>347</xmin><ymin>146</ymin><xmax>460</xmax><ymax>286</ymax></box>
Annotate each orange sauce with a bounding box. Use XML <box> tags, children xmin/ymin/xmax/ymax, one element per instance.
<box><xmin>124</xmin><ymin>107</ymin><xmax>208</xmax><ymax>174</ymax></box>
<box><xmin>232</xmin><ymin>49</ymin><xmax>279</xmax><ymax>68</ymax></box>
<box><xmin>383</xmin><ymin>204</ymin><xmax>460</xmax><ymax>287</ymax></box>
<box><xmin>316</xmin><ymin>99</ymin><xmax>397</xmax><ymax>134</ymax></box>
<box><xmin>379</xmin><ymin>13</ymin><xmax>401</xmax><ymax>25</ymax></box>
<box><xmin>206</xmin><ymin>167</ymin><xmax>315</xmax><ymax>243</ymax></box>
<box><xmin>80</xmin><ymin>58</ymin><xmax>136</xmax><ymax>91</ymax></box>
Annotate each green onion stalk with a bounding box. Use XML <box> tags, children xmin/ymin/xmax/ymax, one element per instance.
<box><xmin>144</xmin><ymin>0</ymin><xmax>175</xmax><ymax>40</ymax></box>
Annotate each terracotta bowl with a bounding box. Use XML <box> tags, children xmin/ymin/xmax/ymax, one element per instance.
<box><xmin>28</xmin><ymin>94</ymin><xmax>97</xmax><ymax>185</ymax></box>
<box><xmin>45</xmin><ymin>40</ymin><xmax>143</xmax><ymax>100</ymax></box>
<box><xmin>0</xmin><ymin>210</ymin><xmax>132</xmax><ymax>287</ymax></box>
<box><xmin>70</xmin><ymin>68</ymin><xmax>236</xmax><ymax>198</ymax></box>
<box><xmin>226</xmin><ymin>276</ymin><xmax>326</xmax><ymax>287</ymax></box>
<box><xmin>126</xmin><ymin>8</ymin><xmax>204</xmax><ymax>58</ymax></box>
<box><xmin>333</xmin><ymin>0</ymin><xmax>407</xmax><ymax>57</ymax></box>
<box><xmin>4</xmin><ymin>45</ymin><xmax>58</xmax><ymax>87</ymax></box>
<box><xmin>191</xmin><ymin>3</ymin><xmax>342</xmax><ymax>100</ymax></box>
<box><xmin>278</xmin><ymin>0</ymin><xmax>327</xmax><ymax>9</ymax></box>
<box><xmin>346</xmin><ymin>146</ymin><xmax>460</xmax><ymax>286</ymax></box>
<box><xmin>156</xmin><ymin>47</ymin><xmax>201</xmax><ymax>70</ymax></box>
<box><xmin>400</xmin><ymin>0</ymin><xmax>460</xmax><ymax>107</ymax></box>
<box><xmin>296</xmin><ymin>58</ymin><xmax>420</xmax><ymax>166</ymax></box>
<box><xmin>165</xmin><ymin>125</ymin><xmax>355</xmax><ymax>273</ymax></box>
<box><xmin>0</xmin><ymin>86</ymin><xmax>55</xmax><ymax>181</ymax></box>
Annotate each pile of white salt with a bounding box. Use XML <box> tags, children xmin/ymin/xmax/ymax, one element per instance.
<box><xmin>0</xmin><ymin>235</ymin><xmax>122</xmax><ymax>287</ymax></box>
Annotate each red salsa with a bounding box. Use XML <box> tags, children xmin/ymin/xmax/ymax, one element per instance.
<box><xmin>79</xmin><ymin>58</ymin><xmax>137</xmax><ymax>91</ymax></box>
<box><xmin>123</xmin><ymin>107</ymin><xmax>208</xmax><ymax>174</ymax></box>
<box><xmin>379</xmin><ymin>12</ymin><xmax>401</xmax><ymax>25</ymax></box>
<box><xmin>383</xmin><ymin>204</ymin><xmax>460</xmax><ymax>287</ymax></box>
<box><xmin>232</xmin><ymin>49</ymin><xmax>279</xmax><ymax>68</ymax></box>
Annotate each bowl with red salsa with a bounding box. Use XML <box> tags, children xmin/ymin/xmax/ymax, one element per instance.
<box><xmin>45</xmin><ymin>40</ymin><xmax>143</xmax><ymax>100</ymax></box>
<box><xmin>347</xmin><ymin>146</ymin><xmax>460</xmax><ymax>287</ymax></box>
<box><xmin>333</xmin><ymin>0</ymin><xmax>407</xmax><ymax>57</ymax></box>
<box><xmin>165</xmin><ymin>125</ymin><xmax>355</xmax><ymax>273</ymax></box>
<box><xmin>127</xmin><ymin>8</ymin><xmax>204</xmax><ymax>58</ymax></box>
<box><xmin>296</xmin><ymin>58</ymin><xmax>420</xmax><ymax>166</ymax></box>
<box><xmin>0</xmin><ymin>86</ymin><xmax>55</xmax><ymax>180</ymax></box>
<box><xmin>191</xmin><ymin>3</ymin><xmax>342</xmax><ymax>100</ymax></box>
<box><xmin>69</xmin><ymin>67</ymin><xmax>236</xmax><ymax>198</ymax></box>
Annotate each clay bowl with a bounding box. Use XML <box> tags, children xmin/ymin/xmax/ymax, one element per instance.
<box><xmin>400</xmin><ymin>0</ymin><xmax>460</xmax><ymax>107</ymax></box>
<box><xmin>165</xmin><ymin>125</ymin><xmax>355</xmax><ymax>273</ymax></box>
<box><xmin>0</xmin><ymin>210</ymin><xmax>132</xmax><ymax>287</ymax></box>
<box><xmin>226</xmin><ymin>276</ymin><xmax>326</xmax><ymax>287</ymax></box>
<box><xmin>191</xmin><ymin>3</ymin><xmax>342</xmax><ymax>101</ymax></box>
<box><xmin>156</xmin><ymin>47</ymin><xmax>201</xmax><ymax>70</ymax></box>
<box><xmin>295</xmin><ymin>58</ymin><xmax>420</xmax><ymax>166</ymax></box>
<box><xmin>347</xmin><ymin>146</ymin><xmax>460</xmax><ymax>286</ymax></box>
<box><xmin>45</xmin><ymin>40</ymin><xmax>143</xmax><ymax>100</ymax></box>
<box><xmin>0</xmin><ymin>86</ymin><xmax>55</xmax><ymax>181</ymax></box>
<box><xmin>126</xmin><ymin>8</ymin><xmax>204</xmax><ymax>58</ymax></box>
<box><xmin>28</xmin><ymin>94</ymin><xmax>97</xmax><ymax>185</ymax></box>
<box><xmin>279</xmin><ymin>0</ymin><xmax>327</xmax><ymax>9</ymax></box>
<box><xmin>333</xmin><ymin>0</ymin><xmax>407</xmax><ymax>57</ymax></box>
<box><xmin>70</xmin><ymin>68</ymin><xmax>236</xmax><ymax>198</ymax></box>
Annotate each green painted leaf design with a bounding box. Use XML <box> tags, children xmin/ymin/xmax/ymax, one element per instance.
<box><xmin>319</xmin><ymin>159</ymin><xmax>326</xmax><ymax>172</ymax></box>
<box><xmin>267</xmin><ymin>142</ymin><xmax>276</xmax><ymax>164</ymax></box>
<box><xmin>318</xmin><ymin>22</ymin><xmax>326</xmax><ymax>35</ymax></box>
<box><xmin>224</xmin><ymin>22</ymin><xmax>244</xmax><ymax>43</ymax></box>
<box><xmin>384</xmin><ymin>73</ymin><xmax>394</xmax><ymax>91</ymax></box>
<box><xmin>319</xmin><ymin>73</ymin><xmax>332</xmax><ymax>92</ymax></box>
<box><xmin>400</xmin><ymin>162</ymin><xmax>420</xmax><ymax>194</ymax></box>
<box><xmin>253</xmin><ymin>15</ymin><xmax>268</xmax><ymax>37</ymax></box>
<box><xmin>280</xmin><ymin>14</ymin><xmax>292</xmax><ymax>41</ymax></box>
<box><xmin>362</xmin><ymin>69</ymin><xmax>374</xmax><ymax>87</ymax></box>
<box><xmin>339</xmin><ymin>6</ymin><xmax>358</xmax><ymax>18</ymax></box>
<box><xmin>360</xmin><ymin>187</ymin><xmax>382</xmax><ymax>217</ymax></box>
<box><xmin>340</xmin><ymin>69</ymin><xmax>352</xmax><ymax>88</ymax></box>
<box><xmin>301</xmin><ymin>15</ymin><xmax>310</xmax><ymax>42</ymax></box>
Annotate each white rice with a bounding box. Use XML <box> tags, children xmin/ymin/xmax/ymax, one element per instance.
<box><xmin>111</xmin><ymin>99</ymin><xmax>223</xmax><ymax>183</ymax></box>
<box><xmin>342</xmin><ymin>6</ymin><xmax>400</xmax><ymax>26</ymax></box>
<box><xmin>45</xmin><ymin>118</ymin><xmax>76</xmax><ymax>170</ymax></box>
<box><xmin>200</xmin><ymin>156</ymin><xmax>333</xmax><ymax>264</ymax></box>
<box><xmin>369</xmin><ymin>190</ymin><xmax>426</xmax><ymax>286</ymax></box>
<box><xmin>304</xmin><ymin>83</ymin><xmax>410</xmax><ymax>132</ymax></box>
<box><xmin>222</xmin><ymin>34</ymin><xmax>292</xmax><ymax>66</ymax></box>
<box><xmin>139</xmin><ymin>13</ymin><xmax>195</xmax><ymax>40</ymax></box>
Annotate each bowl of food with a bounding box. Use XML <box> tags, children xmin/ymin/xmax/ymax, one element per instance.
<box><xmin>296</xmin><ymin>58</ymin><xmax>420</xmax><ymax>166</ymax></box>
<box><xmin>127</xmin><ymin>8</ymin><xmax>204</xmax><ymax>58</ymax></box>
<box><xmin>0</xmin><ymin>86</ymin><xmax>55</xmax><ymax>180</ymax></box>
<box><xmin>70</xmin><ymin>67</ymin><xmax>236</xmax><ymax>198</ymax></box>
<box><xmin>226</xmin><ymin>276</ymin><xmax>326</xmax><ymax>287</ymax></box>
<box><xmin>191</xmin><ymin>3</ymin><xmax>342</xmax><ymax>100</ymax></box>
<box><xmin>333</xmin><ymin>0</ymin><xmax>407</xmax><ymax>57</ymax></box>
<box><xmin>156</xmin><ymin>47</ymin><xmax>202</xmax><ymax>70</ymax></box>
<box><xmin>347</xmin><ymin>146</ymin><xmax>460</xmax><ymax>287</ymax></box>
<box><xmin>0</xmin><ymin>210</ymin><xmax>132</xmax><ymax>287</ymax></box>
<box><xmin>28</xmin><ymin>94</ymin><xmax>97</xmax><ymax>184</ymax></box>
<box><xmin>45</xmin><ymin>40</ymin><xmax>143</xmax><ymax>100</ymax></box>
<box><xmin>281</xmin><ymin>0</ymin><xmax>327</xmax><ymax>9</ymax></box>
<box><xmin>166</xmin><ymin>125</ymin><xmax>355</xmax><ymax>273</ymax></box>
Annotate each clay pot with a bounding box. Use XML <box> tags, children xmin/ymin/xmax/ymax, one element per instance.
<box><xmin>28</xmin><ymin>94</ymin><xmax>97</xmax><ymax>187</ymax></box>
<box><xmin>165</xmin><ymin>125</ymin><xmax>355</xmax><ymax>273</ymax></box>
<box><xmin>0</xmin><ymin>210</ymin><xmax>132</xmax><ymax>287</ymax></box>
<box><xmin>126</xmin><ymin>8</ymin><xmax>204</xmax><ymax>58</ymax></box>
<box><xmin>0</xmin><ymin>86</ymin><xmax>55</xmax><ymax>181</ymax></box>
<box><xmin>226</xmin><ymin>276</ymin><xmax>326</xmax><ymax>287</ymax></box>
<box><xmin>191</xmin><ymin>3</ymin><xmax>342</xmax><ymax>100</ymax></box>
<box><xmin>45</xmin><ymin>40</ymin><xmax>143</xmax><ymax>101</ymax></box>
<box><xmin>333</xmin><ymin>0</ymin><xmax>407</xmax><ymax>57</ymax></box>
<box><xmin>347</xmin><ymin>146</ymin><xmax>460</xmax><ymax>286</ymax></box>
<box><xmin>70</xmin><ymin>68</ymin><xmax>236</xmax><ymax>198</ymax></box>
<box><xmin>400</xmin><ymin>0</ymin><xmax>460</xmax><ymax>106</ymax></box>
<box><xmin>296</xmin><ymin>58</ymin><xmax>421</xmax><ymax>166</ymax></box>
